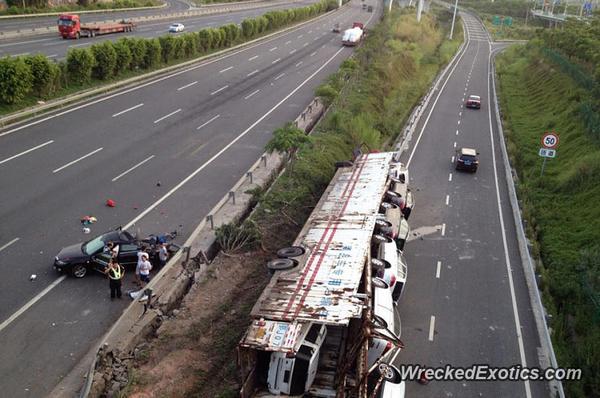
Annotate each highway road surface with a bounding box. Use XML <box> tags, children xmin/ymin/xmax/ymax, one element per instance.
<box><xmin>0</xmin><ymin>0</ymin><xmax>318</xmax><ymax>60</ymax></box>
<box><xmin>0</xmin><ymin>1</ymin><xmax>379</xmax><ymax>396</ymax></box>
<box><xmin>396</xmin><ymin>11</ymin><xmax>550</xmax><ymax>398</ymax></box>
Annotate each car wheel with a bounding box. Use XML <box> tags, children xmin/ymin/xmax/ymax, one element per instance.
<box><xmin>379</xmin><ymin>202</ymin><xmax>398</xmax><ymax>212</ymax></box>
<box><xmin>372</xmin><ymin>277</ymin><xmax>389</xmax><ymax>289</ymax></box>
<box><xmin>371</xmin><ymin>258</ymin><xmax>391</xmax><ymax>270</ymax></box>
<box><xmin>72</xmin><ymin>264</ymin><xmax>87</xmax><ymax>278</ymax></box>
<box><xmin>375</xmin><ymin>219</ymin><xmax>392</xmax><ymax>230</ymax></box>
<box><xmin>372</xmin><ymin>314</ymin><xmax>388</xmax><ymax>330</ymax></box>
<box><xmin>266</xmin><ymin>258</ymin><xmax>297</xmax><ymax>272</ymax></box>
<box><xmin>372</xmin><ymin>234</ymin><xmax>392</xmax><ymax>245</ymax></box>
<box><xmin>378</xmin><ymin>363</ymin><xmax>403</xmax><ymax>384</ymax></box>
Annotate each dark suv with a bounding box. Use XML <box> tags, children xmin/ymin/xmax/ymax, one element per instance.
<box><xmin>455</xmin><ymin>147</ymin><xmax>479</xmax><ymax>172</ymax></box>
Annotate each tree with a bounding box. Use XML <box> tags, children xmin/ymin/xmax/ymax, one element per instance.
<box><xmin>0</xmin><ymin>56</ymin><xmax>32</xmax><ymax>104</ymax></box>
<box><xmin>265</xmin><ymin>122</ymin><xmax>312</xmax><ymax>161</ymax></box>
<box><xmin>24</xmin><ymin>54</ymin><xmax>59</xmax><ymax>97</ymax></box>
<box><xmin>66</xmin><ymin>48</ymin><xmax>95</xmax><ymax>85</ymax></box>
<box><xmin>91</xmin><ymin>41</ymin><xmax>117</xmax><ymax>79</ymax></box>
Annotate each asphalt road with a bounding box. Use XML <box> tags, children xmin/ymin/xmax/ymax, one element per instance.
<box><xmin>0</xmin><ymin>1</ymin><xmax>380</xmax><ymax>396</ymax></box>
<box><xmin>0</xmin><ymin>0</ymin><xmax>318</xmax><ymax>60</ymax></box>
<box><xmin>395</xmin><ymin>12</ymin><xmax>549</xmax><ymax>398</ymax></box>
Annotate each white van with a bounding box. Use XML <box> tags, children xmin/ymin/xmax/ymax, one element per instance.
<box><xmin>267</xmin><ymin>323</ymin><xmax>327</xmax><ymax>395</ymax></box>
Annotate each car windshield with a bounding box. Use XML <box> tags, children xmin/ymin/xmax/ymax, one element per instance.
<box><xmin>58</xmin><ymin>19</ymin><xmax>74</xmax><ymax>26</ymax></box>
<box><xmin>82</xmin><ymin>235</ymin><xmax>106</xmax><ymax>255</ymax></box>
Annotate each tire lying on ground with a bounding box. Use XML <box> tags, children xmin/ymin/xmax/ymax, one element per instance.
<box><xmin>266</xmin><ymin>258</ymin><xmax>298</xmax><ymax>273</ymax></box>
<box><xmin>276</xmin><ymin>246</ymin><xmax>306</xmax><ymax>258</ymax></box>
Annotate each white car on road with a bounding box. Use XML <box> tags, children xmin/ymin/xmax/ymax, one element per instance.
<box><xmin>168</xmin><ymin>23</ymin><xmax>185</xmax><ymax>33</ymax></box>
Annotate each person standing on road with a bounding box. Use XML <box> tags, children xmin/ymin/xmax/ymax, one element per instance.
<box><xmin>139</xmin><ymin>253</ymin><xmax>153</xmax><ymax>286</ymax></box>
<box><xmin>158</xmin><ymin>243</ymin><xmax>169</xmax><ymax>269</ymax></box>
<box><xmin>135</xmin><ymin>247</ymin><xmax>147</xmax><ymax>286</ymax></box>
<box><xmin>105</xmin><ymin>258</ymin><xmax>124</xmax><ymax>300</ymax></box>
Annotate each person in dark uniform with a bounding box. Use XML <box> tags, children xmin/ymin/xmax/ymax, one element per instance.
<box><xmin>105</xmin><ymin>258</ymin><xmax>124</xmax><ymax>300</ymax></box>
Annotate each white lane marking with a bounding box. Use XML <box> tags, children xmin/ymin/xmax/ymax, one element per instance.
<box><xmin>247</xmin><ymin>69</ymin><xmax>259</xmax><ymax>77</ymax></box>
<box><xmin>248</xmin><ymin>55</ymin><xmax>258</xmax><ymax>61</ymax></box>
<box><xmin>303</xmin><ymin>42</ymin><xmax>309</xmax><ymax>47</ymax></box>
<box><xmin>314</xmin><ymin>37</ymin><xmax>319</xmax><ymax>41</ymax></box>
<box><xmin>196</xmin><ymin>114</ymin><xmax>220</xmax><ymax>130</ymax></box>
<box><xmin>210</xmin><ymin>85</ymin><xmax>229</xmax><ymax>95</ymax></box>
<box><xmin>219</xmin><ymin>66</ymin><xmax>233</xmax><ymax>73</ymax></box>
<box><xmin>448</xmin><ymin>173</ymin><xmax>453</xmax><ymax>182</ymax></box>
<box><xmin>297</xmin><ymin>34</ymin><xmax>303</xmax><ymax>38</ymax></box>
<box><xmin>69</xmin><ymin>43</ymin><xmax>90</xmax><ymax>48</ymax></box>
<box><xmin>296</xmin><ymin>61</ymin><xmax>303</xmax><ymax>67</ymax></box>
<box><xmin>123</xmin><ymin>47</ymin><xmax>346</xmax><ymax>232</ymax></box>
<box><xmin>310</xmin><ymin>51</ymin><xmax>317</xmax><ymax>57</ymax></box>
<box><xmin>454</xmin><ymin>142</ymin><xmax>457</xmax><ymax>148</ymax></box>
<box><xmin>445</xmin><ymin>195</ymin><xmax>449</xmax><ymax>205</ymax></box>
<box><xmin>436</xmin><ymin>261</ymin><xmax>441</xmax><ymax>278</ymax></box>
<box><xmin>285</xmin><ymin>40</ymin><xmax>291</xmax><ymax>45</ymax></box>
<box><xmin>308</xmin><ymin>30</ymin><xmax>312</xmax><ymax>34</ymax></box>
<box><xmin>0</xmin><ymin>140</ymin><xmax>53</xmax><ymax>166</ymax></box>
<box><xmin>274</xmin><ymin>73</ymin><xmax>285</xmax><ymax>80</ymax></box>
<box><xmin>428</xmin><ymin>316</ymin><xmax>436</xmax><ymax>341</ymax></box>
<box><xmin>112</xmin><ymin>155</ymin><xmax>155</xmax><ymax>182</ymax></box>
<box><xmin>153</xmin><ymin>108</ymin><xmax>181</xmax><ymax>124</ymax></box>
<box><xmin>52</xmin><ymin>147</ymin><xmax>103</xmax><ymax>173</ymax></box>
<box><xmin>0</xmin><ymin>275</ymin><xmax>67</xmax><ymax>333</ymax></box>
<box><xmin>47</xmin><ymin>54</ymin><xmax>58</xmax><ymax>58</ymax></box>
<box><xmin>269</xmin><ymin>47</ymin><xmax>277</xmax><ymax>51</ymax></box>
<box><xmin>112</xmin><ymin>103</ymin><xmax>144</xmax><ymax>117</ymax></box>
<box><xmin>461</xmin><ymin>104</ymin><xmax>464</xmax><ymax>108</ymax></box>
<box><xmin>459</xmin><ymin>111</ymin><xmax>462</xmax><ymax>117</ymax></box>
<box><xmin>441</xmin><ymin>223</ymin><xmax>446</xmax><ymax>236</ymax></box>
<box><xmin>406</xmin><ymin>40</ymin><xmax>470</xmax><ymax>167</ymax></box>
<box><xmin>0</xmin><ymin>238</ymin><xmax>19</xmax><ymax>253</ymax></box>
<box><xmin>0</xmin><ymin>37</ymin><xmax>53</xmax><ymax>48</ymax></box>
<box><xmin>272</xmin><ymin>58</ymin><xmax>281</xmax><ymax>64</ymax></box>
<box><xmin>487</xmin><ymin>42</ymin><xmax>532</xmax><ymax>398</ymax></box>
<box><xmin>177</xmin><ymin>81</ymin><xmax>198</xmax><ymax>91</ymax></box>
<box><xmin>244</xmin><ymin>89</ymin><xmax>260</xmax><ymax>100</ymax></box>
<box><xmin>13</xmin><ymin>52</ymin><xmax>30</xmax><ymax>57</ymax></box>
<box><xmin>457</xmin><ymin>120</ymin><xmax>461</xmax><ymax>125</ymax></box>
<box><xmin>289</xmin><ymin>49</ymin><xmax>297</xmax><ymax>55</ymax></box>
<box><xmin>451</xmin><ymin>156</ymin><xmax>455</xmax><ymax>163</ymax></box>
<box><xmin>456</xmin><ymin>129</ymin><xmax>459</xmax><ymax>135</ymax></box>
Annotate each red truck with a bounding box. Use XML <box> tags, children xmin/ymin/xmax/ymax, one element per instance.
<box><xmin>57</xmin><ymin>14</ymin><xmax>135</xmax><ymax>39</ymax></box>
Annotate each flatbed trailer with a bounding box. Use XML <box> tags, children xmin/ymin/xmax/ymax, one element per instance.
<box><xmin>58</xmin><ymin>14</ymin><xmax>135</xmax><ymax>39</ymax></box>
<box><xmin>238</xmin><ymin>153</ymin><xmax>403</xmax><ymax>398</ymax></box>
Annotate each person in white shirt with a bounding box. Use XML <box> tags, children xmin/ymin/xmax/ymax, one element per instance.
<box><xmin>158</xmin><ymin>243</ymin><xmax>169</xmax><ymax>268</ymax></box>
<box><xmin>139</xmin><ymin>253</ymin><xmax>153</xmax><ymax>285</ymax></box>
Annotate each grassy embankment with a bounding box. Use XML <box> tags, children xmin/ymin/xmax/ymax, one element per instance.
<box><xmin>496</xmin><ymin>44</ymin><xmax>600</xmax><ymax>397</ymax></box>
<box><xmin>459</xmin><ymin>0</ymin><xmax>540</xmax><ymax>40</ymax></box>
<box><xmin>123</xmin><ymin>6</ymin><xmax>463</xmax><ymax>398</ymax></box>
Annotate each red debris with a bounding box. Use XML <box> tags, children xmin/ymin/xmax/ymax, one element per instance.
<box><xmin>106</xmin><ymin>199</ymin><xmax>116</xmax><ymax>207</ymax></box>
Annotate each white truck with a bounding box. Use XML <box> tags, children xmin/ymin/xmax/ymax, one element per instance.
<box><xmin>238</xmin><ymin>153</ymin><xmax>407</xmax><ymax>398</ymax></box>
<box><xmin>342</xmin><ymin>22</ymin><xmax>365</xmax><ymax>46</ymax></box>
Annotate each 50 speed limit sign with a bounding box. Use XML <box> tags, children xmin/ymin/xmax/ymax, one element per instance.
<box><xmin>542</xmin><ymin>132</ymin><xmax>559</xmax><ymax>149</ymax></box>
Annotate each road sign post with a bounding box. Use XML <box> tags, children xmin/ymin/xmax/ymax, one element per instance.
<box><xmin>539</xmin><ymin>132</ymin><xmax>559</xmax><ymax>177</ymax></box>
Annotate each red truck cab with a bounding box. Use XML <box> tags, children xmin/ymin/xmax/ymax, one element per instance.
<box><xmin>58</xmin><ymin>14</ymin><xmax>81</xmax><ymax>39</ymax></box>
<box><xmin>352</xmin><ymin>22</ymin><xmax>365</xmax><ymax>29</ymax></box>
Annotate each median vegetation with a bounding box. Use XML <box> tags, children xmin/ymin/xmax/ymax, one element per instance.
<box><xmin>495</xmin><ymin>16</ymin><xmax>600</xmax><ymax>397</ymax></box>
<box><xmin>0</xmin><ymin>0</ymin><xmax>338</xmax><ymax>115</ymax></box>
<box><xmin>121</xmin><ymin>6</ymin><xmax>463</xmax><ymax>397</ymax></box>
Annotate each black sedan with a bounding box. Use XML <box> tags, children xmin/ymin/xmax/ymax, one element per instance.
<box><xmin>54</xmin><ymin>229</ymin><xmax>141</xmax><ymax>278</ymax></box>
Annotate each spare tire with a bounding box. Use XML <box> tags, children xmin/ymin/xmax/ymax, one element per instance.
<box><xmin>379</xmin><ymin>202</ymin><xmax>399</xmax><ymax>212</ymax></box>
<box><xmin>371</xmin><ymin>258</ymin><xmax>391</xmax><ymax>270</ymax></box>
<box><xmin>372</xmin><ymin>234</ymin><xmax>392</xmax><ymax>245</ymax></box>
<box><xmin>277</xmin><ymin>246</ymin><xmax>306</xmax><ymax>258</ymax></box>
<box><xmin>266</xmin><ymin>258</ymin><xmax>297</xmax><ymax>272</ymax></box>
<box><xmin>375</xmin><ymin>218</ymin><xmax>392</xmax><ymax>231</ymax></box>
<box><xmin>372</xmin><ymin>277</ymin><xmax>389</xmax><ymax>289</ymax></box>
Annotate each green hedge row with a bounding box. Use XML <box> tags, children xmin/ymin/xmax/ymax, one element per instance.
<box><xmin>1</xmin><ymin>0</ymin><xmax>159</xmax><ymax>16</ymax></box>
<box><xmin>0</xmin><ymin>0</ymin><xmax>338</xmax><ymax>106</ymax></box>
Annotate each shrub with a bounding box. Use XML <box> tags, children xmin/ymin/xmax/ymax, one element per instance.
<box><xmin>113</xmin><ymin>38</ymin><xmax>132</xmax><ymax>74</ymax></box>
<box><xmin>172</xmin><ymin>36</ymin><xmax>186</xmax><ymax>60</ymax></box>
<box><xmin>241</xmin><ymin>18</ymin><xmax>255</xmax><ymax>39</ymax></box>
<box><xmin>182</xmin><ymin>33</ymin><xmax>198</xmax><ymax>57</ymax></box>
<box><xmin>211</xmin><ymin>28</ymin><xmax>225</xmax><ymax>49</ymax></box>
<box><xmin>158</xmin><ymin>35</ymin><xmax>175</xmax><ymax>63</ymax></box>
<box><xmin>123</xmin><ymin>37</ymin><xmax>146</xmax><ymax>69</ymax></box>
<box><xmin>91</xmin><ymin>41</ymin><xmax>117</xmax><ymax>79</ymax></box>
<box><xmin>197</xmin><ymin>29</ymin><xmax>213</xmax><ymax>52</ymax></box>
<box><xmin>66</xmin><ymin>48</ymin><xmax>95</xmax><ymax>85</ymax></box>
<box><xmin>143</xmin><ymin>38</ymin><xmax>161</xmax><ymax>68</ymax></box>
<box><xmin>315</xmin><ymin>84</ymin><xmax>338</xmax><ymax>106</ymax></box>
<box><xmin>215</xmin><ymin>220</ymin><xmax>260</xmax><ymax>254</ymax></box>
<box><xmin>24</xmin><ymin>54</ymin><xmax>59</xmax><ymax>98</ymax></box>
<box><xmin>266</xmin><ymin>122</ymin><xmax>312</xmax><ymax>159</ymax></box>
<box><xmin>218</xmin><ymin>26</ymin><xmax>229</xmax><ymax>46</ymax></box>
<box><xmin>0</xmin><ymin>56</ymin><xmax>32</xmax><ymax>104</ymax></box>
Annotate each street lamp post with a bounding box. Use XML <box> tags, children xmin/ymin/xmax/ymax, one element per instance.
<box><xmin>449</xmin><ymin>0</ymin><xmax>459</xmax><ymax>39</ymax></box>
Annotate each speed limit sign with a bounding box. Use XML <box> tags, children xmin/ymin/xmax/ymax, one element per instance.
<box><xmin>542</xmin><ymin>132</ymin><xmax>559</xmax><ymax>149</ymax></box>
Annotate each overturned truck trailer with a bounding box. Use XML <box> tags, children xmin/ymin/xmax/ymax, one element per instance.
<box><xmin>238</xmin><ymin>152</ymin><xmax>404</xmax><ymax>398</ymax></box>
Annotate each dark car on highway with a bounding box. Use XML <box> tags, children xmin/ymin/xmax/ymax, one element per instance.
<box><xmin>54</xmin><ymin>228</ymin><xmax>180</xmax><ymax>278</ymax></box>
<box><xmin>54</xmin><ymin>229</ymin><xmax>139</xmax><ymax>278</ymax></box>
<box><xmin>455</xmin><ymin>147</ymin><xmax>479</xmax><ymax>172</ymax></box>
<box><xmin>466</xmin><ymin>95</ymin><xmax>481</xmax><ymax>109</ymax></box>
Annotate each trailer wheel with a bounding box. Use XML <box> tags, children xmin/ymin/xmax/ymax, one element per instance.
<box><xmin>371</xmin><ymin>258</ymin><xmax>391</xmax><ymax>271</ymax></box>
<box><xmin>91</xmin><ymin>31</ymin><xmax>95</xmax><ymax>38</ymax></box>
<box><xmin>372</xmin><ymin>234</ymin><xmax>392</xmax><ymax>245</ymax></box>
<box><xmin>375</xmin><ymin>218</ymin><xmax>392</xmax><ymax>231</ymax></box>
<box><xmin>276</xmin><ymin>246</ymin><xmax>305</xmax><ymax>258</ymax></box>
<box><xmin>76</xmin><ymin>32</ymin><xmax>80</xmax><ymax>39</ymax></box>
<box><xmin>266</xmin><ymin>258</ymin><xmax>297</xmax><ymax>272</ymax></box>
<box><xmin>372</xmin><ymin>277</ymin><xmax>389</xmax><ymax>289</ymax></box>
